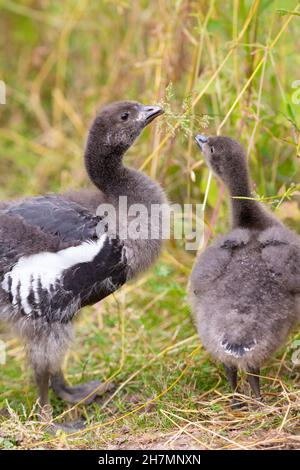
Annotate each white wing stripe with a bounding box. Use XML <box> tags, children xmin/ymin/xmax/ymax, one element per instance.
<box><xmin>1</xmin><ymin>234</ymin><xmax>108</xmax><ymax>315</ymax></box>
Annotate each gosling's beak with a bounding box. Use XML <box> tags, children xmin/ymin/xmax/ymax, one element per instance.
<box><xmin>195</xmin><ymin>134</ymin><xmax>208</xmax><ymax>151</ymax></box>
<box><xmin>142</xmin><ymin>105</ymin><xmax>164</xmax><ymax>126</ymax></box>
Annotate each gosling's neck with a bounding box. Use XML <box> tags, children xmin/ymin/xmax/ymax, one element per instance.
<box><xmin>226</xmin><ymin>163</ymin><xmax>272</xmax><ymax>230</ymax></box>
<box><xmin>84</xmin><ymin>128</ymin><xmax>131</xmax><ymax>196</ymax></box>
<box><xmin>84</xmin><ymin>135</ymin><xmax>165</xmax><ymax>208</ymax></box>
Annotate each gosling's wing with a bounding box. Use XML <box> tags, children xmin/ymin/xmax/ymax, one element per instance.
<box><xmin>190</xmin><ymin>246</ymin><xmax>231</xmax><ymax>295</ymax></box>
<box><xmin>1</xmin><ymin>232</ymin><xmax>128</xmax><ymax>322</ymax></box>
<box><xmin>0</xmin><ymin>213</ymin><xmax>62</xmax><ymax>276</ymax></box>
<box><xmin>190</xmin><ymin>228</ymin><xmax>251</xmax><ymax>294</ymax></box>
<box><xmin>4</xmin><ymin>194</ymin><xmax>104</xmax><ymax>243</ymax></box>
<box><xmin>259</xmin><ymin>226</ymin><xmax>300</xmax><ymax>294</ymax></box>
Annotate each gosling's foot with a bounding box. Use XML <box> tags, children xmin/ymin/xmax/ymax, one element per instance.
<box><xmin>230</xmin><ymin>395</ymin><xmax>262</xmax><ymax>410</ymax></box>
<box><xmin>51</xmin><ymin>373</ymin><xmax>114</xmax><ymax>405</ymax></box>
<box><xmin>230</xmin><ymin>396</ymin><xmax>247</xmax><ymax>410</ymax></box>
<box><xmin>44</xmin><ymin>420</ymin><xmax>86</xmax><ymax>435</ymax></box>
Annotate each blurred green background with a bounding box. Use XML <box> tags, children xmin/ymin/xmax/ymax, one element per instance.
<box><xmin>0</xmin><ymin>0</ymin><xmax>299</xmax><ymax>232</ymax></box>
<box><xmin>0</xmin><ymin>0</ymin><xmax>299</xmax><ymax>449</ymax></box>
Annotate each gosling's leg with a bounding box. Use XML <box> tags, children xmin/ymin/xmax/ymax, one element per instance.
<box><xmin>34</xmin><ymin>368</ymin><xmax>50</xmax><ymax>408</ymax></box>
<box><xmin>224</xmin><ymin>364</ymin><xmax>238</xmax><ymax>391</ymax></box>
<box><xmin>223</xmin><ymin>363</ymin><xmax>244</xmax><ymax>409</ymax></box>
<box><xmin>247</xmin><ymin>367</ymin><xmax>261</xmax><ymax>401</ymax></box>
<box><xmin>34</xmin><ymin>368</ymin><xmax>86</xmax><ymax>434</ymax></box>
<box><xmin>34</xmin><ymin>367</ymin><xmax>56</xmax><ymax>426</ymax></box>
<box><xmin>51</xmin><ymin>370</ymin><xmax>114</xmax><ymax>405</ymax></box>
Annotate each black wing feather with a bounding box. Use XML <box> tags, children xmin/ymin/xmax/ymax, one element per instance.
<box><xmin>5</xmin><ymin>194</ymin><xmax>103</xmax><ymax>242</ymax></box>
<box><xmin>62</xmin><ymin>236</ymin><xmax>128</xmax><ymax>307</ymax></box>
<box><xmin>34</xmin><ymin>237</ymin><xmax>128</xmax><ymax>323</ymax></box>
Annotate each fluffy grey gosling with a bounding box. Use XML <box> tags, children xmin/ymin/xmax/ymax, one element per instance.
<box><xmin>189</xmin><ymin>135</ymin><xmax>300</xmax><ymax>407</ymax></box>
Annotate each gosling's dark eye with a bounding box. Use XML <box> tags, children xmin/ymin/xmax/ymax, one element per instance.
<box><xmin>121</xmin><ymin>112</ymin><xmax>129</xmax><ymax>121</ymax></box>
<box><xmin>210</xmin><ymin>146</ymin><xmax>215</xmax><ymax>154</ymax></box>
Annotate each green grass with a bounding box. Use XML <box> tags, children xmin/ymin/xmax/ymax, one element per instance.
<box><xmin>1</xmin><ymin>260</ymin><xmax>300</xmax><ymax>449</ymax></box>
<box><xmin>0</xmin><ymin>0</ymin><xmax>300</xmax><ymax>449</ymax></box>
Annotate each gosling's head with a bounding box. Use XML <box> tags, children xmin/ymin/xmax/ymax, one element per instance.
<box><xmin>87</xmin><ymin>101</ymin><xmax>164</xmax><ymax>156</ymax></box>
<box><xmin>194</xmin><ymin>135</ymin><xmax>247</xmax><ymax>186</ymax></box>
